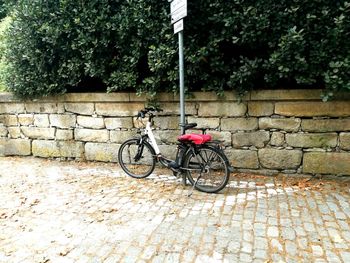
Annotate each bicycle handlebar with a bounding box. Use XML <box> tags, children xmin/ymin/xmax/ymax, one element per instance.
<box><xmin>137</xmin><ymin>107</ymin><xmax>163</xmax><ymax>119</ymax></box>
<box><xmin>144</xmin><ymin>106</ymin><xmax>163</xmax><ymax>113</ymax></box>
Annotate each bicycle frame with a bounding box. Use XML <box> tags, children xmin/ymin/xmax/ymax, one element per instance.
<box><xmin>144</xmin><ymin>121</ymin><xmax>161</xmax><ymax>155</ymax></box>
<box><xmin>140</xmin><ymin>118</ymin><xmax>189</xmax><ymax>171</ymax></box>
<box><xmin>136</xmin><ymin>110</ymin><xmax>233</xmax><ymax>173</ymax></box>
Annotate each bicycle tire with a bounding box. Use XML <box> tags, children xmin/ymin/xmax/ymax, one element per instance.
<box><xmin>118</xmin><ymin>138</ymin><xmax>156</xmax><ymax>178</ymax></box>
<box><xmin>183</xmin><ymin>145</ymin><xmax>229</xmax><ymax>193</ymax></box>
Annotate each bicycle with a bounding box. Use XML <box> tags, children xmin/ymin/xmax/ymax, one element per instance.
<box><xmin>118</xmin><ymin>107</ymin><xmax>234</xmax><ymax>194</ymax></box>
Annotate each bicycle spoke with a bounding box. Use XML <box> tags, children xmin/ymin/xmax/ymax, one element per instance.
<box><xmin>127</xmin><ymin>145</ymin><xmax>132</xmax><ymax>164</ymax></box>
<box><xmin>197</xmin><ymin>148</ymin><xmax>216</xmax><ymax>168</ymax></box>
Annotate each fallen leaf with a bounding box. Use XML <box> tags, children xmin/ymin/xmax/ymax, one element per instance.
<box><xmin>102</xmin><ymin>208</ymin><xmax>118</xmax><ymax>213</ymax></box>
<box><xmin>39</xmin><ymin>257</ymin><xmax>50</xmax><ymax>263</ymax></box>
<box><xmin>20</xmin><ymin>197</ymin><xmax>27</xmax><ymax>205</ymax></box>
<box><xmin>59</xmin><ymin>248</ymin><xmax>72</xmax><ymax>256</ymax></box>
<box><xmin>0</xmin><ymin>213</ymin><xmax>7</xmax><ymax>219</ymax></box>
<box><xmin>29</xmin><ymin>199</ymin><xmax>40</xmax><ymax>207</ymax></box>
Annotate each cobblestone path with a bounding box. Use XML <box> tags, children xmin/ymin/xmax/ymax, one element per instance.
<box><xmin>0</xmin><ymin>157</ymin><xmax>350</xmax><ymax>263</ymax></box>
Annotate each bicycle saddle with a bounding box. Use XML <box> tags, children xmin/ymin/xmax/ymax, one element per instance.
<box><xmin>178</xmin><ymin>133</ymin><xmax>212</xmax><ymax>145</ymax></box>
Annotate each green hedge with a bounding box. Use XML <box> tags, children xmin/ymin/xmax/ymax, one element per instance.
<box><xmin>0</xmin><ymin>16</ymin><xmax>10</xmax><ymax>91</ymax></box>
<box><xmin>0</xmin><ymin>1</ymin><xmax>7</xmax><ymax>20</ymax></box>
<box><xmin>2</xmin><ymin>0</ymin><xmax>350</xmax><ymax>98</ymax></box>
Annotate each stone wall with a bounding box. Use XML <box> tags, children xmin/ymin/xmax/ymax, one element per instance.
<box><xmin>1</xmin><ymin>90</ymin><xmax>350</xmax><ymax>176</ymax></box>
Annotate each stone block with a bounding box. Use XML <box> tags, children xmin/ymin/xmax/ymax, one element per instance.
<box><xmin>21</xmin><ymin>127</ymin><xmax>55</xmax><ymax>139</ymax></box>
<box><xmin>259</xmin><ymin>117</ymin><xmax>301</xmax><ymax>132</ymax></box>
<box><xmin>154</xmin><ymin>130</ymin><xmax>182</xmax><ymax>144</ymax></box>
<box><xmin>198</xmin><ymin>102</ymin><xmax>247</xmax><ymax>117</ymax></box>
<box><xmin>131</xmin><ymin>92</ymin><xmax>174</xmax><ymax>102</ymax></box>
<box><xmin>34</xmin><ymin>114</ymin><xmax>50</xmax><ymax>128</ymax></box>
<box><xmin>186</xmin><ymin>91</ymin><xmax>246</xmax><ymax>101</ymax></box>
<box><xmin>0</xmin><ymin>92</ymin><xmax>16</xmax><ymax>102</ymax></box>
<box><xmin>110</xmin><ymin>131</ymin><xmax>137</xmax><ymax>144</ymax></box>
<box><xmin>0</xmin><ymin>125</ymin><xmax>7</xmax><ymax>137</ymax></box>
<box><xmin>32</xmin><ymin>140</ymin><xmax>84</xmax><ymax>158</ymax></box>
<box><xmin>156</xmin><ymin>102</ymin><xmax>197</xmax><ymax>115</ymax></box>
<box><xmin>222</xmin><ymin>118</ymin><xmax>258</xmax><ymax>131</ymax></box>
<box><xmin>275</xmin><ymin>102</ymin><xmax>350</xmax><ymax>117</ymax></box>
<box><xmin>225</xmin><ymin>149</ymin><xmax>259</xmax><ymax>169</ymax></box>
<box><xmin>65</xmin><ymin>103</ymin><xmax>94</xmax><ymax>115</ymax></box>
<box><xmin>133</xmin><ymin>117</ymin><xmax>146</xmax><ymax>129</ymax></box>
<box><xmin>8</xmin><ymin>127</ymin><xmax>21</xmax><ymax>138</ymax></box>
<box><xmin>270</xmin><ymin>132</ymin><xmax>285</xmax><ymax>146</ymax></box>
<box><xmin>77</xmin><ymin>116</ymin><xmax>104</xmax><ymax>129</ymax></box>
<box><xmin>95</xmin><ymin>102</ymin><xmax>143</xmax><ymax>117</ymax></box>
<box><xmin>25</xmin><ymin>103</ymin><xmax>60</xmax><ymax>113</ymax></box>
<box><xmin>158</xmin><ymin>145</ymin><xmax>178</xmax><ymax>159</ymax></box>
<box><xmin>303</xmin><ymin>152</ymin><xmax>350</xmax><ymax>175</ymax></box>
<box><xmin>258</xmin><ymin>149</ymin><xmax>302</xmax><ymax>169</ymax></box>
<box><xmin>3</xmin><ymin>115</ymin><xmax>18</xmax><ymax>126</ymax></box>
<box><xmin>186</xmin><ymin>117</ymin><xmax>220</xmax><ymax>129</ymax></box>
<box><xmin>105</xmin><ymin>117</ymin><xmax>133</xmax><ymax>129</ymax></box>
<box><xmin>339</xmin><ymin>133</ymin><xmax>350</xmax><ymax>150</ymax></box>
<box><xmin>18</xmin><ymin>114</ymin><xmax>34</xmax><ymax>126</ymax></box>
<box><xmin>56</xmin><ymin>129</ymin><xmax>74</xmax><ymax>141</ymax></box>
<box><xmin>85</xmin><ymin>142</ymin><xmax>119</xmax><ymax>162</ymax></box>
<box><xmin>0</xmin><ymin>103</ymin><xmax>25</xmax><ymax>114</ymax></box>
<box><xmin>208</xmin><ymin>131</ymin><xmax>232</xmax><ymax>146</ymax></box>
<box><xmin>0</xmin><ymin>139</ymin><xmax>31</xmax><ymax>156</ymax></box>
<box><xmin>57</xmin><ymin>103</ymin><xmax>65</xmax><ymax>113</ymax></box>
<box><xmin>286</xmin><ymin>133</ymin><xmax>338</xmax><ymax>148</ymax></box>
<box><xmin>50</xmin><ymin>114</ymin><xmax>76</xmax><ymax>128</ymax></box>
<box><xmin>232</xmin><ymin>131</ymin><xmax>270</xmax><ymax>148</ymax></box>
<box><xmin>64</xmin><ymin>92</ymin><xmax>130</xmax><ymax>102</ymax></box>
<box><xmin>153</xmin><ymin>116</ymin><xmax>179</xmax><ymax>130</ymax></box>
<box><xmin>302</xmin><ymin>119</ymin><xmax>350</xmax><ymax>132</ymax></box>
<box><xmin>251</xmin><ymin>89</ymin><xmax>322</xmax><ymax>101</ymax></box>
<box><xmin>74</xmin><ymin>128</ymin><xmax>109</xmax><ymax>142</ymax></box>
<box><xmin>248</xmin><ymin>102</ymin><xmax>274</xmax><ymax>116</ymax></box>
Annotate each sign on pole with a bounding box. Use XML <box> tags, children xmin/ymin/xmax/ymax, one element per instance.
<box><xmin>170</xmin><ymin>0</ymin><xmax>187</xmax><ymax>14</ymax></box>
<box><xmin>170</xmin><ymin>0</ymin><xmax>187</xmax><ymax>24</ymax></box>
<box><xmin>173</xmin><ymin>19</ymin><xmax>184</xmax><ymax>34</ymax></box>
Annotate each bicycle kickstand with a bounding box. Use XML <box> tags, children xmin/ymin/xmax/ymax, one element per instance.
<box><xmin>187</xmin><ymin>174</ymin><xmax>202</xmax><ymax>197</ymax></box>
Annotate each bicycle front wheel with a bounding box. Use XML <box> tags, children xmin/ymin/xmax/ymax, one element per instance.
<box><xmin>184</xmin><ymin>145</ymin><xmax>229</xmax><ymax>193</ymax></box>
<box><xmin>118</xmin><ymin>138</ymin><xmax>156</xmax><ymax>178</ymax></box>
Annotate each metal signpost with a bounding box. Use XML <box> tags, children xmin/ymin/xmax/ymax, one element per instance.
<box><xmin>170</xmin><ymin>0</ymin><xmax>187</xmax><ymax>184</ymax></box>
<box><xmin>170</xmin><ymin>0</ymin><xmax>187</xmax><ymax>135</ymax></box>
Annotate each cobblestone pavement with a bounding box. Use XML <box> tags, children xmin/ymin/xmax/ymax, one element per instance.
<box><xmin>0</xmin><ymin>157</ymin><xmax>350</xmax><ymax>263</ymax></box>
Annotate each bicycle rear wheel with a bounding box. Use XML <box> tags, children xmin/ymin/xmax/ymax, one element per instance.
<box><xmin>118</xmin><ymin>138</ymin><xmax>156</xmax><ymax>178</ymax></box>
<box><xmin>184</xmin><ymin>145</ymin><xmax>229</xmax><ymax>193</ymax></box>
